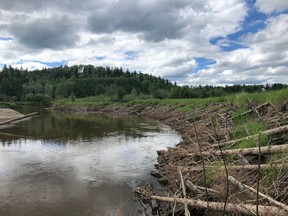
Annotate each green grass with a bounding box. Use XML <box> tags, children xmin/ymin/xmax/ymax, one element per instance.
<box><xmin>200</xmin><ymin>169</ymin><xmax>215</xmax><ymax>188</ymax></box>
<box><xmin>222</xmin><ymin>88</ymin><xmax>288</xmax><ymax>105</ymax></box>
<box><xmin>279</xmin><ymin>116</ymin><xmax>288</xmax><ymax>126</ymax></box>
<box><xmin>232</xmin><ymin>139</ymin><xmax>256</xmax><ymax>149</ymax></box>
<box><xmin>0</xmin><ymin>102</ymin><xmax>17</xmax><ymax>108</ymax></box>
<box><xmin>133</xmin><ymin>88</ymin><xmax>288</xmax><ymax>110</ymax></box>
<box><xmin>261</xmin><ymin>165</ymin><xmax>288</xmax><ymax>187</ymax></box>
<box><xmin>269</xmin><ymin>153</ymin><xmax>288</xmax><ymax>163</ymax></box>
<box><xmin>232</xmin><ymin>107</ymin><xmax>252</xmax><ymax>124</ymax></box>
<box><xmin>229</xmin><ymin>121</ymin><xmax>268</xmax><ymax>139</ymax></box>
<box><xmin>228</xmin><ymin>135</ymin><xmax>270</xmax><ymax>149</ymax></box>
<box><xmin>227</xmin><ymin>116</ymin><xmax>269</xmax><ymax>149</ymax></box>
<box><xmin>0</xmin><ymin>101</ymin><xmax>38</xmax><ymax>109</ymax></box>
<box><xmin>52</xmin><ymin>88</ymin><xmax>288</xmax><ymax>112</ymax></box>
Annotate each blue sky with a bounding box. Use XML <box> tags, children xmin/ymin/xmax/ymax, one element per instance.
<box><xmin>209</xmin><ymin>0</ymin><xmax>267</xmax><ymax>52</ymax></box>
<box><xmin>0</xmin><ymin>37</ymin><xmax>13</xmax><ymax>41</ymax></box>
<box><xmin>0</xmin><ymin>0</ymin><xmax>288</xmax><ymax>85</ymax></box>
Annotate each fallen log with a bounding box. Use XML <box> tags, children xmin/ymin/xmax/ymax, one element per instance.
<box><xmin>176</xmin><ymin>163</ymin><xmax>287</xmax><ymax>172</ymax></box>
<box><xmin>228</xmin><ymin>176</ymin><xmax>288</xmax><ymax>212</ymax></box>
<box><xmin>233</xmin><ymin>102</ymin><xmax>272</xmax><ymax>119</ymax></box>
<box><xmin>212</xmin><ymin>125</ymin><xmax>288</xmax><ymax>148</ymax></box>
<box><xmin>149</xmin><ymin>195</ymin><xmax>287</xmax><ymax>215</ymax></box>
<box><xmin>151</xmin><ymin>199</ymin><xmax>158</xmax><ymax>215</ymax></box>
<box><xmin>178</xmin><ymin>170</ymin><xmax>190</xmax><ymax>216</ymax></box>
<box><xmin>247</xmin><ymin>98</ymin><xmax>261</xmax><ymax>118</ymax></box>
<box><xmin>208</xmin><ymin>104</ymin><xmax>225</xmax><ymax>113</ymax></box>
<box><xmin>228</xmin><ymin>176</ymin><xmax>255</xmax><ymax>199</ymax></box>
<box><xmin>0</xmin><ymin>112</ymin><xmax>38</xmax><ymax>126</ymax></box>
<box><xmin>223</xmin><ymin>102</ymin><xmax>236</xmax><ymax>111</ymax></box>
<box><xmin>185</xmin><ymin>180</ymin><xmax>220</xmax><ymax>197</ymax></box>
<box><xmin>189</xmin><ymin>144</ymin><xmax>288</xmax><ymax>157</ymax></box>
<box><xmin>237</xmin><ymin>153</ymin><xmax>250</xmax><ymax>165</ymax></box>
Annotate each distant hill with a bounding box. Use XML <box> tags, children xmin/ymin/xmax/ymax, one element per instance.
<box><xmin>0</xmin><ymin>64</ymin><xmax>287</xmax><ymax>104</ymax></box>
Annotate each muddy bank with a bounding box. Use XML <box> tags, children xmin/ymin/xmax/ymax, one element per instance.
<box><xmin>55</xmin><ymin>102</ymin><xmax>288</xmax><ymax>215</ymax></box>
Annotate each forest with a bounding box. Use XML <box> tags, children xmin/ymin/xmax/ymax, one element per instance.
<box><xmin>0</xmin><ymin>64</ymin><xmax>287</xmax><ymax>106</ymax></box>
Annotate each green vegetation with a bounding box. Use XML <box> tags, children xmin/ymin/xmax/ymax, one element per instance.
<box><xmin>261</xmin><ymin>166</ymin><xmax>288</xmax><ymax>187</ymax></box>
<box><xmin>200</xmin><ymin>169</ymin><xmax>215</xmax><ymax>188</ymax></box>
<box><xmin>52</xmin><ymin>87</ymin><xmax>288</xmax><ymax>118</ymax></box>
<box><xmin>226</xmin><ymin>105</ymin><xmax>270</xmax><ymax>149</ymax></box>
<box><xmin>269</xmin><ymin>153</ymin><xmax>288</xmax><ymax>162</ymax></box>
<box><xmin>229</xmin><ymin>122</ymin><xmax>268</xmax><ymax>139</ymax></box>
<box><xmin>0</xmin><ymin>64</ymin><xmax>287</xmax><ymax>107</ymax></box>
<box><xmin>228</xmin><ymin>135</ymin><xmax>270</xmax><ymax>149</ymax></box>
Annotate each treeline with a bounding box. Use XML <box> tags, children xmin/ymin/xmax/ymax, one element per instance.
<box><xmin>0</xmin><ymin>64</ymin><xmax>287</xmax><ymax>105</ymax></box>
<box><xmin>169</xmin><ymin>83</ymin><xmax>287</xmax><ymax>99</ymax></box>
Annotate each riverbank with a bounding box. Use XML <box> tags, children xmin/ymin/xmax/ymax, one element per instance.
<box><xmin>0</xmin><ymin>108</ymin><xmax>39</xmax><ymax>128</ymax></box>
<box><xmin>53</xmin><ymin>94</ymin><xmax>288</xmax><ymax>215</ymax></box>
<box><xmin>0</xmin><ymin>108</ymin><xmax>24</xmax><ymax>122</ymax></box>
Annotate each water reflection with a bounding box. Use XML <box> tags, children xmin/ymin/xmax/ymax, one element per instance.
<box><xmin>0</xmin><ymin>111</ymin><xmax>181</xmax><ymax>215</ymax></box>
<box><xmin>0</xmin><ymin>111</ymin><xmax>162</xmax><ymax>144</ymax></box>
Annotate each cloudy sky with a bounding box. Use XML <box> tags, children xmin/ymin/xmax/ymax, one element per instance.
<box><xmin>0</xmin><ymin>0</ymin><xmax>287</xmax><ymax>85</ymax></box>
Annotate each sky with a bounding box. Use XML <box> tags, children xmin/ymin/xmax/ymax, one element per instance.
<box><xmin>0</xmin><ymin>0</ymin><xmax>287</xmax><ymax>86</ymax></box>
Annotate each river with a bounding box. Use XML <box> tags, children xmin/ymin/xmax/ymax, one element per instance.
<box><xmin>0</xmin><ymin>110</ymin><xmax>181</xmax><ymax>215</ymax></box>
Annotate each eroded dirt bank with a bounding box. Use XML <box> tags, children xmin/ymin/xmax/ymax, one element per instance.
<box><xmin>55</xmin><ymin>102</ymin><xmax>288</xmax><ymax>215</ymax></box>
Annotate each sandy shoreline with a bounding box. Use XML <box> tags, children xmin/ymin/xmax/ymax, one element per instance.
<box><xmin>0</xmin><ymin>108</ymin><xmax>24</xmax><ymax>122</ymax></box>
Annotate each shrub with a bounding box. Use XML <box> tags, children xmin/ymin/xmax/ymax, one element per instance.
<box><xmin>24</xmin><ymin>94</ymin><xmax>52</xmax><ymax>107</ymax></box>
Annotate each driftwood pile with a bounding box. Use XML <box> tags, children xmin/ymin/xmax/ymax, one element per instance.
<box><xmin>135</xmin><ymin>100</ymin><xmax>288</xmax><ymax>215</ymax></box>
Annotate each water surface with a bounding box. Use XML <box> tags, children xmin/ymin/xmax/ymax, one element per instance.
<box><xmin>0</xmin><ymin>111</ymin><xmax>181</xmax><ymax>215</ymax></box>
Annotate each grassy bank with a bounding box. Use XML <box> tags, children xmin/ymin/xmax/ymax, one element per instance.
<box><xmin>53</xmin><ymin>88</ymin><xmax>288</xmax><ymax>111</ymax></box>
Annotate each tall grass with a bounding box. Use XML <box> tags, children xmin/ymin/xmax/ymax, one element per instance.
<box><xmin>53</xmin><ymin>88</ymin><xmax>288</xmax><ymax>110</ymax></box>
<box><xmin>128</xmin><ymin>88</ymin><xmax>288</xmax><ymax>110</ymax></box>
<box><xmin>224</xmin><ymin>88</ymin><xmax>288</xmax><ymax>105</ymax></box>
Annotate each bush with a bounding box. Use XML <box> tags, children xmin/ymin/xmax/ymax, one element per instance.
<box><xmin>0</xmin><ymin>94</ymin><xmax>8</xmax><ymax>101</ymax></box>
<box><xmin>123</xmin><ymin>94</ymin><xmax>138</xmax><ymax>102</ymax></box>
<box><xmin>24</xmin><ymin>94</ymin><xmax>52</xmax><ymax>107</ymax></box>
<box><xmin>70</xmin><ymin>93</ymin><xmax>76</xmax><ymax>102</ymax></box>
<box><xmin>152</xmin><ymin>89</ymin><xmax>169</xmax><ymax>99</ymax></box>
<box><xmin>8</xmin><ymin>96</ymin><xmax>17</xmax><ymax>102</ymax></box>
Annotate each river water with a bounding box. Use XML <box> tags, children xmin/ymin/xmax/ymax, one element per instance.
<box><xmin>0</xmin><ymin>111</ymin><xmax>181</xmax><ymax>216</ymax></box>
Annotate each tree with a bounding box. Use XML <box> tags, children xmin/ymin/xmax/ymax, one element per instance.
<box><xmin>152</xmin><ymin>89</ymin><xmax>169</xmax><ymax>99</ymax></box>
<box><xmin>0</xmin><ymin>77</ymin><xmax>23</xmax><ymax>100</ymax></box>
<box><xmin>117</xmin><ymin>87</ymin><xmax>126</xmax><ymax>102</ymax></box>
<box><xmin>55</xmin><ymin>82</ymin><xmax>73</xmax><ymax>98</ymax></box>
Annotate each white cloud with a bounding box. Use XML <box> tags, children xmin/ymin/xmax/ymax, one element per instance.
<box><xmin>220</xmin><ymin>70</ymin><xmax>234</xmax><ymax>76</ymax></box>
<box><xmin>246</xmin><ymin>15</ymin><xmax>288</xmax><ymax>52</ymax></box>
<box><xmin>0</xmin><ymin>0</ymin><xmax>247</xmax><ymax>80</ymax></box>
<box><xmin>255</xmin><ymin>0</ymin><xmax>288</xmax><ymax>14</ymax></box>
<box><xmin>189</xmin><ymin>14</ymin><xmax>288</xmax><ymax>85</ymax></box>
<box><xmin>1</xmin><ymin>0</ymin><xmax>287</xmax><ymax>86</ymax></box>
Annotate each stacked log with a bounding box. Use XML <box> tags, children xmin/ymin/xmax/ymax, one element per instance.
<box><xmin>135</xmin><ymin>100</ymin><xmax>288</xmax><ymax>215</ymax></box>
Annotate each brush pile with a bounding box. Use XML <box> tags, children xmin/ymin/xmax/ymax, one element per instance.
<box><xmin>135</xmin><ymin>100</ymin><xmax>288</xmax><ymax>215</ymax></box>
